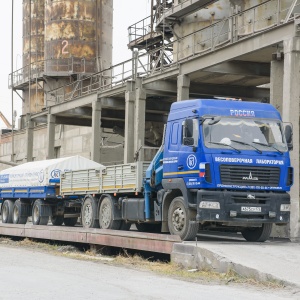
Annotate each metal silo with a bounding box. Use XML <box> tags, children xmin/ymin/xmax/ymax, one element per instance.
<box><xmin>44</xmin><ymin>0</ymin><xmax>113</xmax><ymax>75</ymax></box>
<box><xmin>23</xmin><ymin>0</ymin><xmax>45</xmax><ymax>69</ymax></box>
<box><xmin>22</xmin><ymin>0</ymin><xmax>45</xmax><ymax>114</ymax></box>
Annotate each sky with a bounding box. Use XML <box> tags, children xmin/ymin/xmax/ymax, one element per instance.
<box><xmin>0</xmin><ymin>0</ymin><xmax>150</xmax><ymax>126</ymax></box>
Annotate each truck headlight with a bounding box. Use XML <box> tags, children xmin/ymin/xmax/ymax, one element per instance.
<box><xmin>199</xmin><ymin>201</ymin><xmax>220</xmax><ymax>209</ymax></box>
<box><xmin>280</xmin><ymin>204</ymin><xmax>290</xmax><ymax>212</ymax></box>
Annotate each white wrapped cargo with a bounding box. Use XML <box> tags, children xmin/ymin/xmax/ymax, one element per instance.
<box><xmin>0</xmin><ymin>155</ymin><xmax>104</xmax><ymax>188</ymax></box>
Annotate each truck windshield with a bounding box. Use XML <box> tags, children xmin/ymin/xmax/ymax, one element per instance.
<box><xmin>203</xmin><ymin>117</ymin><xmax>288</xmax><ymax>152</ymax></box>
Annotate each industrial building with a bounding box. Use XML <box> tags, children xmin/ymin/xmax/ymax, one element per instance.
<box><xmin>1</xmin><ymin>0</ymin><xmax>300</xmax><ymax>240</ymax></box>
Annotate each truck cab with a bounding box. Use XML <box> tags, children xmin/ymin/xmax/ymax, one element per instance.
<box><xmin>161</xmin><ymin>99</ymin><xmax>292</xmax><ymax>241</ymax></box>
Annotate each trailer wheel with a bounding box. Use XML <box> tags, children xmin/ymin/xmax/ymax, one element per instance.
<box><xmin>99</xmin><ymin>197</ymin><xmax>121</xmax><ymax>230</ymax></box>
<box><xmin>1</xmin><ymin>200</ymin><xmax>14</xmax><ymax>223</ymax></box>
<box><xmin>51</xmin><ymin>216</ymin><xmax>64</xmax><ymax>226</ymax></box>
<box><xmin>168</xmin><ymin>196</ymin><xmax>198</xmax><ymax>241</ymax></box>
<box><xmin>241</xmin><ymin>223</ymin><xmax>273</xmax><ymax>242</ymax></box>
<box><xmin>12</xmin><ymin>200</ymin><xmax>27</xmax><ymax>224</ymax></box>
<box><xmin>32</xmin><ymin>199</ymin><xmax>49</xmax><ymax>225</ymax></box>
<box><xmin>81</xmin><ymin>196</ymin><xmax>99</xmax><ymax>228</ymax></box>
<box><xmin>64</xmin><ymin>217</ymin><xmax>78</xmax><ymax>227</ymax></box>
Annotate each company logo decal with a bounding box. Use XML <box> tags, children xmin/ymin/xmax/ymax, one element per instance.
<box><xmin>50</xmin><ymin>169</ymin><xmax>61</xmax><ymax>179</ymax></box>
<box><xmin>187</xmin><ymin>154</ymin><xmax>197</xmax><ymax>169</ymax></box>
<box><xmin>247</xmin><ymin>194</ymin><xmax>256</xmax><ymax>199</ymax></box>
<box><xmin>242</xmin><ymin>172</ymin><xmax>258</xmax><ymax>181</ymax></box>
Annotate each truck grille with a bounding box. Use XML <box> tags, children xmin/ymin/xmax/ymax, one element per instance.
<box><xmin>220</xmin><ymin>165</ymin><xmax>280</xmax><ymax>186</ymax></box>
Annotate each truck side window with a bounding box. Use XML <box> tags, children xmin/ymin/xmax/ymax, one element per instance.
<box><xmin>182</xmin><ymin>119</ymin><xmax>199</xmax><ymax>146</ymax></box>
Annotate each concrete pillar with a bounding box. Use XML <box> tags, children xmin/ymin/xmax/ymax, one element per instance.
<box><xmin>25</xmin><ymin>113</ymin><xmax>34</xmax><ymax>162</ymax></box>
<box><xmin>124</xmin><ymin>91</ymin><xmax>135</xmax><ymax>163</ymax></box>
<box><xmin>134</xmin><ymin>88</ymin><xmax>146</xmax><ymax>161</ymax></box>
<box><xmin>282</xmin><ymin>37</ymin><xmax>300</xmax><ymax>241</ymax></box>
<box><xmin>270</xmin><ymin>58</ymin><xmax>284</xmax><ymax>114</ymax></box>
<box><xmin>46</xmin><ymin>114</ymin><xmax>56</xmax><ymax>159</ymax></box>
<box><xmin>91</xmin><ymin>97</ymin><xmax>102</xmax><ymax>163</ymax></box>
<box><xmin>177</xmin><ymin>74</ymin><xmax>190</xmax><ymax>101</ymax></box>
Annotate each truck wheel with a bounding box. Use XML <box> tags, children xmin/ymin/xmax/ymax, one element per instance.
<box><xmin>119</xmin><ymin>221</ymin><xmax>131</xmax><ymax>231</ymax></box>
<box><xmin>81</xmin><ymin>196</ymin><xmax>99</xmax><ymax>228</ymax></box>
<box><xmin>32</xmin><ymin>199</ymin><xmax>49</xmax><ymax>225</ymax></box>
<box><xmin>168</xmin><ymin>196</ymin><xmax>198</xmax><ymax>241</ymax></box>
<box><xmin>64</xmin><ymin>217</ymin><xmax>78</xmax><ymax>227</ymax></box>
<box><xmin>99</xmin><ymin>196</ymin><xmax>121</xmax><ymax>230</ymax></box>
<box><xmin>51</xmin><ymin>216</ymin><xmax>64</xmax><ymax>226</ymax></box>
<box><xmin>1</xmin><ymin>200</ymin><xmax>14</xmax><ymax>223</ymax></box>
<box><xmin>241</xmin><ymin>223</ymin><xmax>273</xmax><ymax>242</ymax></box>
<box><xmin>135</xmin><ymin>223</ymin><xmax>161</xmax><ymax>233</ymax></box>
<box><xmin>12</xmin><ymin>200</ymin><xmax>28</xmax><ymax>224</ymax></box>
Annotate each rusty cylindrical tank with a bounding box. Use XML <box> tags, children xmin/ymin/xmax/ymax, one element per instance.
<box><xmin>22</xmin><ymin>0</ymin><xmax>45</xmax><ymax>114</ymax></box>
<box><xmin>44</xmin><ymin>0</ymin><xmax>113</xmax><ymax>75</ymax></box>
<box><xmin>23</xmin><ymin>0</ymin><xmax>45</xmax><ymax>68</ymax></box>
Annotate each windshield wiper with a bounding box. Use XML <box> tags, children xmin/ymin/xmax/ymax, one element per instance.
<box><xmin>252</xmin><ymin>141</ymin><xmax>283</xmax><ymax>155</ymax></box>
<box><xmin>230</xmin><ymin>139</ymin><xmax>262</xmax><ymax>154</ymax></box>
<box><xmin>208</xmin><ymin>141</ymin><xmax>241</xmax><ymax>153</ymax></box>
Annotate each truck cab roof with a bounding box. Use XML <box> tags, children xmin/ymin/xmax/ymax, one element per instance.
<box><xmin>168</xmin><ymin>99</ymin><xmax>281</xmax><ymax>121</ymax></box>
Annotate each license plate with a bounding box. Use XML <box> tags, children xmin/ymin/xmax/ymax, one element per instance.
<box><xmin>241</xmin><ymin>206</ymin><xmax>261</xmax><ymax>212</ymax></box>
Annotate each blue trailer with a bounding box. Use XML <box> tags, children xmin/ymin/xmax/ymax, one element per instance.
<box><xmin>0</xmin><ymin>99</ymin><xmax>293</xmax><ymax>242</ymax></box>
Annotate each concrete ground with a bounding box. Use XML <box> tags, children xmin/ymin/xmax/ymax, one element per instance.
<box><xmin>172</xmin><ymin>232</ymin><xmax>300</xmax><ymax>289</ymax></box>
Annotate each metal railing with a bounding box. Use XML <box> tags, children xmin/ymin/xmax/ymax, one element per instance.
<box><xmin>128</xmin><ymin>16</ymin><xmax>155</xmax><ymax>43</ymax></box>
<box><xmin>8</xmin><ymin>57</ymin><xmax>94</xmax><ymax>88</ymax></box>
<box><xmin>43</xmin><ymin>0</ymin><xmax>300</xmax><ymax>108</ymax></box>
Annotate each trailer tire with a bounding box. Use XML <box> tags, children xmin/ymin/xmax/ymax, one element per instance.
<box><xmin>32</xmin><ymin>199</ymin><xmax>49</xmax><ymax>226</ymax></box>
<box><xmin>81</xmin><ymin>196</ymin><xmax>99</xmax><ymax>228</ymax></box>
<box><xmin>99</xmin><ymin>196</ymin><xmax>121</xmax><ymax>230</ymax></box>
<box><xmin>241</xmin><ymin>223</ymin><xmax>273</xmax><ymax>242</ymax></box>
<box><xmin>12</xmin><ymin>200</ymin><xmax>28</xmax><ymax>224</ymax></box>
<box><xmin>1</xmin><ymin>200</ymin><xmax>14</xmax><ymax>223</ymax></box>
<box><xmin>168</xmin><ymin>196</ymin><xmax>198</xmax><ymax>241</ymax></box>
<box><xmin>51</xmin><ymin>215</ymin><xmax>64</xmax><ymax>226</ymax></box>
<box><xmin>64</xmin><ymin>217</ymin><xmax>78</xmax><ymax>227</ymax></box>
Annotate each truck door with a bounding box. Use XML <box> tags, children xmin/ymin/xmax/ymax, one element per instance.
<box><xmin>163</xmin><ymin>118</ymin><xmax>200</xmax><ymax>180</ymax></box>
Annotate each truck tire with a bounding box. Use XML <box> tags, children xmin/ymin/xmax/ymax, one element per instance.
<box><xmin>81</xmin><ymin>196</ymin><xmax>99</xmax><ymax>228</ymax></box>
<box><xmin>64</xmin><ymin>217</ymin><xmax>78</xmax><ymax>227</ymax></box>
<box><xmin>99</xmin><ymin>196</ymin><xmax>121</xmax><ymax>230</ymax></box>
<box><xmin>32</xmin><ymin>199</ymin><xmax>49</xmax><ymax>225</ymax></box>
<box><xmin>12</xmin><ymin>200</ymin><xmax>28</xmax><ymax>224</ymax></box>
<box><xmin>1</xmin><ymin>200</ymin><xmax>14</xmax><ymax>223</ymax></box>
<box><xmin>168</xmin><ymin>196</ymin><xmax>198</xmax><ymax>241</ymax></box>
<box><xmin>51</xmin><ymin>216</ymin><xmax>64</xmax><ymax>226</ymax></box>
<box><xmin>119</xmin><ymin>221</ymin><xmax>131</xmax><ymax>231</ymax></box>
<box><xmin>241</xmin><ymin>223</ymin><xmax>273</xmax><ymax>242</ymax></box>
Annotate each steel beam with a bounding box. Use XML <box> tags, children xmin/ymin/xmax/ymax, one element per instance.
<box><xmin>203</xmin><ymin>61</ymin><xmax>270</xmax><ymax>77</ymax></box>
<box><xmin>0</xmin><ymin>224</ymin><xmax>181</xmax><ymax>254</ymax></box>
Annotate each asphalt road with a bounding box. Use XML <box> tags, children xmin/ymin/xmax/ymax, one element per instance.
<box><xmin>0</xmin><ymin>244</ymin><xmax>297</xmax><ymax>300</ymax></box>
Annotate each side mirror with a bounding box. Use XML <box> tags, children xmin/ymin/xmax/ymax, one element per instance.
<box><xmin>284</xmin><ymin>123</ymin><xmax>293</xmax><ymax>151</ymax></box>
<box><xmin>183</xmin><ymin>137</ymin><xmax>194</xmax><ymax>146</ymax></box>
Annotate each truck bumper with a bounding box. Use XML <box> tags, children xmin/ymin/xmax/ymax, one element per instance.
<box><xmin>196</xmin><ymin>190</ymin><xmax>290</xmax><ymax>224</ymax></box>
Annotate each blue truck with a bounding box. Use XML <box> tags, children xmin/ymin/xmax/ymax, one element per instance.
<box><xmin>0</xmin><ymin>99</ymin><xmax>293</xmax><ymax>242</ymax></box>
